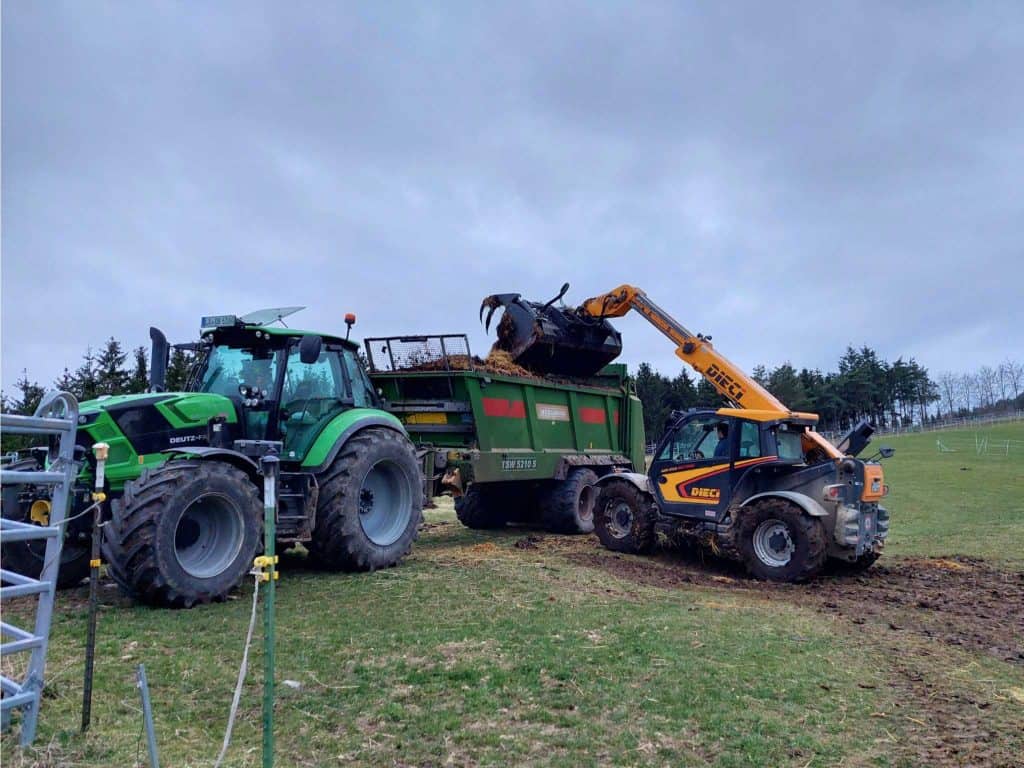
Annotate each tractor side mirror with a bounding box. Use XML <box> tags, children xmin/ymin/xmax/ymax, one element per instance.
<box><xmin>879</xmin><ymin>446</ymin><xmax>895</xmax><ymax>459</ymax></box>
<box><xmin>299</xmin><ymin>335</ymin><xmax>323</xmax><ymax>364</ymax></box>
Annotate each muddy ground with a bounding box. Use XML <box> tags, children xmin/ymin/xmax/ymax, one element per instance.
<box><xmin>545</xmin><ymin>536</ymin><xmax>1024</xmax><ymax>767</ymax></box>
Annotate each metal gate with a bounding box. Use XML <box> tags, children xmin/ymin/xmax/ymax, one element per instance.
<box><xmin>1</xmin><ymin>391</ymin><xmax>80</xmax><ymax>747</ymax></box>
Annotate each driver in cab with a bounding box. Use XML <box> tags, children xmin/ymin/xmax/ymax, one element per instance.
<box><xmin>713</xmin><ymin>422</ymin><xmax>730</xmax><ymax>459</ymax></box>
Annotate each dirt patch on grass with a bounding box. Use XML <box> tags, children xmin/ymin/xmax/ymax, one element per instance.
<box><xmin>571</xmin><ymin>550</ymin><xmax>1024</xmax><ymax>665</ymax></box>
<box><xmin>570</xmin><ymin>547</ymin><xmax>1024</xmax><ymax>766</ymax></box>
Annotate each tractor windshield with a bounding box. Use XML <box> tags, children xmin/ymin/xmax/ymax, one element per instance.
<box><xmin>197</xmin><ymin>345</ymin><xmax>282</xmax><ymax>397</ymax></box>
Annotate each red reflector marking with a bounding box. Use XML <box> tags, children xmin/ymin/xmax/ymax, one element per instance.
<box><xmin>579</xmin><ymin>407</ymin><xmax>606</xmax><ymax>424</ymax></box>
<box><xmin>482</xmin><ymin>397</ymin><xmax>526</xmax><ymax>418</ymax></box>
<box><xmin>613</xmin><ymin>411</ymin><xmax>620</xmax><ymax>426</ymax></box>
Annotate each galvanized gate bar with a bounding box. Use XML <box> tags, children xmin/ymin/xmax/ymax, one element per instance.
<box><xmin>0</xmin><ymin>391</ymin><xmax>80</xmax><ymax>747</ymax></box>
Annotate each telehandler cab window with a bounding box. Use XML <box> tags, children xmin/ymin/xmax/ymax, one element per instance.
<box><xmin>657</xmin><ymin>415</ymin><xmax>730</xmax><ymax>462</ymax></box>
<box><xmin>775</xmin><ymin>425</ymin><xmax>804</xmax><ymax>462</ymax></box>
<box><xmin>739</xmin><ymin>421</ymin><xmax>761</xmax><ymax>458</ymax></box>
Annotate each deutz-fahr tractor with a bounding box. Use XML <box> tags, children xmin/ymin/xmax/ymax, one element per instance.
<box><xmin>1</xmin><ymin>308</ymin><xmax>423</xmax><ymax>607</ymax></box>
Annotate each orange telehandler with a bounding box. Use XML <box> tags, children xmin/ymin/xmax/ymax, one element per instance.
<box><xmin>572</xmin><ymin>285</ymin><xmax>891</xmax><ymax>580</ymax></box>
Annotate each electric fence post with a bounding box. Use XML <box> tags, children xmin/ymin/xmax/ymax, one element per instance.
<box><xmin>81</xmin><ymin>441</ymin><xmax>109</xmax><ymax>733</ymax></box>
<box><xmin>258</xmin><ymin>454</ymin><xmax>279</xmax><ymax>768</ymax></box>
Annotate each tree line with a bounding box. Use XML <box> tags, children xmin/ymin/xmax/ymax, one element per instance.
<box><xmin>2</xmin><ymin>337</ymin><xmax>1021</xmax><ymax>446</ymax></box>
<box><xmin>2</xmin><ymin>338</ymin><xmax>195</xmax><ymax>419</ymax></box>
<box><xmin>634</xmin><ymin>346</ymin><xmax>1024</xmax><ymax>439</ymax></box>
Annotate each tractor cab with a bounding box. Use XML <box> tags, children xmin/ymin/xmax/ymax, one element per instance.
<box><xmin>187</xmin><ymin>314</ymin><xmax>377</xmax><ymax>462</ymax></box>
<box><xmin>647</xmin><ymin>408</ymin><xmax>819</xmax><ymax>523</ymax></box>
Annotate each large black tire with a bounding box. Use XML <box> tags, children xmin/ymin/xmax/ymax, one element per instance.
<box><xmin>306</xmin><ymin>428</ymin><xmax>422</xmax><ymax>571</ymax></box>
<box><xmin>454</xmin><ymin>484</ymin><xmax>510</xmax><ymax>530</ymax></box>
<box><xmin>1</xmin><ymin>458</ymin><xmax>91</xmax><ymax>588</ymax></box>
<box><xmin>736</xmin><ymin>498</ymin><xmax>827</xmax><ymax>582</ymax></box>
<box><xmin>829</xmin><ymin>551</ymin><xmax>881</xmax><ymax>575</ymax></box>
<box><xmin>593</xmin><ymin>479</ymin><xmax>657</xmax><ymax>554</ymax></box>
<box><xmin>102</xmin><ymin>460</ymin><xmax>262</xmax><ymax>608</ymax></box>
<box><xmin>540</xmin><ymin>469</ymin><xmax>598</xmax><ymax>534</ymax></box>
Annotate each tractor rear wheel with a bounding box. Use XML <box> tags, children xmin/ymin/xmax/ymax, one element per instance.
<box><xmin>307</xmin><ymin>428</ymin><xmax>422</xmax><ymax>571</ymax></box>
<box><xmin>593</xmin><ymin>479</ymin><xmax>656</xmax><ymax>554</ymax></box>
<box><xmin>102</xmin><ymin>460</ymin><xmax>261</xmax><ymax>608</ymax></box>
<box><xmin>736</xmin><ymin>498</ymin><xmax>826</xmax><ymax>582</ymax></box>
<box><xmin>1</xmin><ymin>458</ymin><xmax>91</xmax><ymax>588</ymax></box>
<box><xmin>540</xmin><ymin>468</ymin><xmax>598</xmax><ymax>534</ymax></box>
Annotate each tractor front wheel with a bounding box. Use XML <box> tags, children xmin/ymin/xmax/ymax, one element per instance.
<box><xmin>307</xmin><ymin>428</ymin><xmax>422</xmax><ymax>571</ymax></box>
<box><xmin>1</xmin><ymin>458</ymin><xmax>91</xmax><ymax>588</ymax></box>
<box><xmin>102</xmin><ymin>460</ymin><xmax>261</xmax><ymax>608</ymax></box>
<box><xmin>736</xmin><ymin>498</ymin><xmax>826</xmax><ymax>582</ymax></box>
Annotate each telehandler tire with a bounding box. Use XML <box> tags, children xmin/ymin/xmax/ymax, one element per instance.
<box><xmin>1</xmin><ymin>458</ymin><xmax>91</xmax><ymax>588</ymax></box>
<box><xmin>307</xmin><ymin>428</ymin><xmax>422</xmax><ymax>571</ymax></box>
<box><xmin>593</xmin><ymin>479</ymin><xmax>656</xmax><ymax>554</ymax></box>
<box><xmin>829</xmin><ymin>551</ymin><xmax>880</xmax><ymax>575</ymax></box>
<box><xmin>540</xmin><ymin>468</ymin><xmax>598</xmax><ymax>534</ymax></box>
<box><xmin>454</xmin><ymin>484</ymin><xmax>508</xmax><ymax>529</ymax></box>
<box><xmin>737</xmin><ymin>498</ymin><xmax>826</xmax><ymax>582</ymax></box>
<box><xmin>102</xmin><ymin>460</ymin><xmax>262</xmax><ymax>608</ymax></box>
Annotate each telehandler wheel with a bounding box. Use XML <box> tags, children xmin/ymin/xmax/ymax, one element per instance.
<box><xmin>736</xmin><ymin>498</ymin><xmax>826</xmax><ymax>582</ymax></box>
<box><xmin>102</xmin><ymin>460</ymin><xmax>261</xmax><ymax>608</ymax></box>
<box><xmin>454</xmin><ymin>484</ymin><xmax>508</xmax><ymax>529</ymax></box>
<box><xmin>1</xmin><ymin>458</ymin><xmax>91</xmax><ymax>588</ymax></box>
<box><xmin>540</xmin><ymin>468</ymin><xmax>598</xmax><ymax>534</ymax></box>
<box><xmin>829</xmin><ymin>551</ymin><xmax>880</xmax><ymax>575</ymax></box>
<box><xmin>306</xmin><ymin>428</ymin><xmax>422</xmax><ymax>571</ymax></box>
<box><xmin>593</xmin><ymin>479</ymin><xmax>656</xmax><ymax>554</ymax></box>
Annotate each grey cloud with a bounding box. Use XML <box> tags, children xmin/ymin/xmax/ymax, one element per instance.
<box><xmin>3</xmin><ymin>2</ymin><xmax>1022</xmax><ymax>393</ymax></box>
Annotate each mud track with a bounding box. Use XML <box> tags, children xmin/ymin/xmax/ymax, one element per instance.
<box><xmin>561</xmin><ymin>543</ymin><xmax>1024</xmax><ymax>766</ymax></box>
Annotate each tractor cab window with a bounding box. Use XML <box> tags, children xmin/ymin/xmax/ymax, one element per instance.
<box><xmin>342</xmin><ymin>349</ymin><xmax>376</xmax><ymax>408</ymax></box>
<box><xmin>657</xmin><ymin>415</ymin><xmax>731</xmax><ymax>463</ymax></box>
<box><xmin>198</xmin><ymin>345</ymin><xmax>281</xmax><ymax>398</ymax></box>
<box><xmin>279</xmin><ymin>346</ymin><xmax>348</xmax><ymax>459</ymax></box>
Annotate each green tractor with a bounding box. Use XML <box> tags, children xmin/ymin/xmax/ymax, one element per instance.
<box><xmin>1</xmin><ymin>308</ymin><xmax>423</xmax><ymax>608</ymax></box>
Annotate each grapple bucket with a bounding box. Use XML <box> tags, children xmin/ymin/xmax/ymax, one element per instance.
<box><xmin>480</xmin><ymin>284</ymin><xmax>623</xmax><ymax>377</ymax></box>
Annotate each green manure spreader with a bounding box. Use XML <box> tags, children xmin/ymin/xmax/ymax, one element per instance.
<box><xmin>365</xmin><ymin>335</ymin><xmax>646</xmax><ymax>533</ymax></box>
<box><xmin>2</xmin><ymin>308</ymin><xmax>423</xmax><ymax>608</ymax></box>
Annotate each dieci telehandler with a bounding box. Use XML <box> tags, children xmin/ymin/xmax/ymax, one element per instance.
<box><xmin>484</xmin><ymin>284</ymin><xmax>892</xmax><ymax>582</ymax></box>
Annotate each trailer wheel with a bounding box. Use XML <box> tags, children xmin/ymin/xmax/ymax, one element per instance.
<box><xmin>593</xmin><ymin>479</ymin><xmax>656</xmax><ymax>554</ymax></box>
<box><xmin>736</xmin><ymin>498</ymin><xmax>826</xmax><ymax>582</ymax></box>
<box><xmin>102</xmin><ymin>460</ymin><xmax>262</xmax><ymax>608</ymax></box>
<box><xmin>540</xmin><ymin>468</ymin><xmax>598</xmax><ymax>534</ymax></box>
<box><xmin>307</xmin><ymin>428</ymin><xmax>422</xmax><ymax>571</ymax></box>
<box><xmin>1</xmin><ymin>458</ymin><xmax>91</xmax><ymax>588</ymax></box>
<box><xmin>454</xmin><ymin>484</ymin><xmax>508</xmax><ymax>529</ymax></box>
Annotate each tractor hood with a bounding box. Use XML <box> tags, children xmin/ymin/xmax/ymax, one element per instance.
<box><xmin>76</xmin><ymin>392</ymin><xmax>238</xmax><ymax>489</ymax></box>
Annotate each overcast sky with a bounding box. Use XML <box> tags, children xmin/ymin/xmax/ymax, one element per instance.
<box><xmin>3</xmin><ymin>2</ymin><xmax>1022</xmax><ymax>392</ymax></box>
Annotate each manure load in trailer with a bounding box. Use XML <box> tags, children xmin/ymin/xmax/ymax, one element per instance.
<box><xmin>364</xmin><ymin>334</ymin><xmax>646</xmax><ymax>534</ymax></box>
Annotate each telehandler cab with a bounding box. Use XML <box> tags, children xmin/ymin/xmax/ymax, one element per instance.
<box><xmin>1</xmin><ymin>308</ymin><xmax>423</xmax><ymax>607</ymax></box>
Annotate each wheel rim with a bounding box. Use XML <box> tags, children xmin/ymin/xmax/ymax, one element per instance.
<box><xmin>605</xmin><ymin>499</ymin><xmax>634</xmax><ymax>539</ymax></box>
<box><xmin>577</xmin><ymin>484</ymin><xmax>597</xmax><ymax>523</ymax></box>
<box><xmin>174</xmin><ymin>494</ymin><xmax>245</xmax><ymax>579</ymax></box>
<box><xmin>358</xmin><ymin>459</ymin><xmax>412</xmax><ymax>547</ymax></box>
<box><xmin>752</xmin><ymin>518</ymin><xmax>795</xmax><ymax>568</ymax></box>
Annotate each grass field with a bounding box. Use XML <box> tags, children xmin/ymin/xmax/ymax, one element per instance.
<box><xmin>2</xmin><ymin>424</ymin><xmax>1022</xmax><ymax>767</ymax></box>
